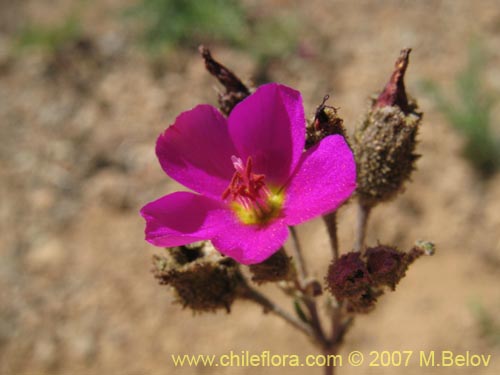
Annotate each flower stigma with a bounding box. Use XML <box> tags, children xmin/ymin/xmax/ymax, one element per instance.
<box><xmin>222</xmin><ymin>156</ymin><xmax>284</xmax><ymax>225</ymax></box>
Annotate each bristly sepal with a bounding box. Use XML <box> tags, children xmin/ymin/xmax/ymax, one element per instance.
<box><xmin>152</xmin><ymin>241</ymin><xmax>244</xmax><ymax>313</ymax></box>
<box><xmin>325</xmin><ymin>241</ymin><xmax>434</xmax><ymax>314</ymax></box>
<box><xmin>248</xmin><ymin>248</ymin><xmax>293</xmax><ymax>284</ymax></box>
<box><xmin>354</xmin><ymin>49</ymin><xmax>423</xmax><ymax>209</ymax></box>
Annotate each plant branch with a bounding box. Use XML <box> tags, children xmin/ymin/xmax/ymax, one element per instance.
<box><xmin>354</xmin><ymin>202</ymin><xmax>372</xmax><ymax>252</ymax></box>
<box><xmin>303</xmin><ymin>297</ymin><xmax>328</xmax><ymax>345</ymax></box>
<box><xmin>289</xmin><ymin>226</ymin><xmax>308</xmax><ymax>285</ymax></box>
<box><xmin>288</xmin><ymin>227</ymin><xmax>328</xmax><ymax>346</ymax></box>
<box><xmin>241</xmin><ymin>284</ymin><xmax>314</xmax><ymax>339</ymax></box>
<box><xmin>323</xmin><ymin>212</ymin><xmax>339</xmax><ymax>261</ymax></box>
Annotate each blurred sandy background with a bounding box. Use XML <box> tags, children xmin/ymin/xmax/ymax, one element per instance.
<box><xmin>1</xmin><ymin>0</ymin><xmax>500</xmax><ymax>374</ymax></box>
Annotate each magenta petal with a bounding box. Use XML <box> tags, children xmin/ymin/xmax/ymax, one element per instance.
<box><xmin>284</xmin><ymin>135</ymin><xmax>357</xmax><ymax>225</ymax></box>
<box><xmin>140</xmin><ymin>192</ymin><xmax>229</xmax><ymax>247</ymax></box>
<box><xmin>156</xmin><ymin>105</ymin><xmax>238</xmax><ymax>199</ymax></box>
<box><xmin>211</xmin><ymin>218</ymin><xmax>289</xmax><ymax>265</ymax></box>
<box><xmin>228</xmin><ymin>83</ymin><xmax>305</xmax><ymax>186</ymax></box>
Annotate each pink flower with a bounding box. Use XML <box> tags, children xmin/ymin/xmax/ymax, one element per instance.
<box><xmin>141</xmin><ymin>83</ymin><xmax>356</xmax><ymax>264</ymax></box>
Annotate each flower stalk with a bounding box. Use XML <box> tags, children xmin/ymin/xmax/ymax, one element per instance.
<box><xmin>240</xmin><ymin>279</ymin><xmax>315</xmax><ymax>339</ymax></box>
<box><xmin>289</xmin><ymin>226</ymin><xmax>308</xmax><ymax>286</ymax></box>
<box><xmin>354</xmin><ymin>203</ymin><xmax>371</xmax><ymax>252</ymax></box>
<box><xmin>323</xmin><ymin>212</ymin><xmax>339</xmax><ymax>261</ymax></box>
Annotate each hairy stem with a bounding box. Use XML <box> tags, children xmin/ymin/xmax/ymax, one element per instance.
<box><xmin>324</xmin><ymin>347</ymin><xmax>336</xmax><ymax>375</ymax></box>
<box><xmin>322</xmin><ymin>211</ymin><xmax>356</xmax><ymax>375</ymax></box>
<box><xmin>323</xmin><ymin>211</ymin><xmax>342</xmax><ymax>351</ymax></box>
<box><xmin>289</xmin><ymin>227</ymin><xmax>328</xmax><ymax>346</ymax></box>
<box><xmin>323</xmin><ymin>212</ymin><xmax>339</xmax><ymax>261</ymax></box>
<box><xmin>289</xmin><ymin>226</ymin><xmax>308</xmax><ymax>284</ymax></box>
<box><xmin>354</xmin><ymin>203</ymin><xmax>372</xmax><ymax>252</ymax></box>
<box><xmin>242</xmin><ymin>284</ymin><xmax>314</xmax><ymax>339</ymax></box>
<box><xmin>305</xmin><ymin>297</ymin><xmax>328</xmax><ymax>345</ymax></box>
<box><xmin>324</xmin><ymin>316</ymin><xmax>354</xmax><ymax>375</ymax></box>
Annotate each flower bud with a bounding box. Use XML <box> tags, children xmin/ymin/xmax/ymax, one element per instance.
<box><xmin>346</xmin><ymin>289</ymin><xmax>382</xmax><ymax>314</ymax></box>
<box><xmin>365</xmin><ymin>245</ymin><xmax>407</xmax><ymax>290</ymax></box>
<box><xmin>325</xmin><ymin>241</ymin><xmax>435</xmax><ymax>314</ymax></box>
<box><xmin>248</xmin><ymin>248</ymin><xmax>292</xmax><ymax>284</ymax></box>
<box><xmin>152</xmin><ymin>241</ymin><xmax>244</xmax><ymax>313</ymax></box>
<box><xmin>326</xmin><ymin>252</ymin><xmax>381</xmax><ymax>313</ymax></box>
<box><xmin>306</xmin><ymin>95</ymin><xmax>346</xmax><ymax>149</ymax></box>
<box><xmin>199</xmin><ymin>45</ymin><xmax>251</xmax><ymax>116</ymax></box>
<box><xmin>325</xmin><ymin>252</ymin><xmax>372</xmax><ymax>301</ymax></box>
<box><xmin>354</xmin><ymin>49</ymin><xmax>423</xmax><ymax>208</ymax></box>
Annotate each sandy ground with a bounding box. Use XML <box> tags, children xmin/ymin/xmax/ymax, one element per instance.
<box><xmin>1</xmin><ymin>0</ymin><xmax>500</xmax><ymax>374</ymax></box>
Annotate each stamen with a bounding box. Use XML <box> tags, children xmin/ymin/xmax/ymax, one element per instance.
<box><xmin>222</xmin><ymin>156</ymin><xmax>284</xmax><ymax>224</ymax></box>
<box><xmin>231</xmin><ymin>155</ymin><xmax>245</xmax><ymax>172</ymax></box>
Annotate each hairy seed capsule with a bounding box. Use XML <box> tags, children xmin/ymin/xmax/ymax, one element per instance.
<box><xmin>325</xmin><ymin>252</ymin><xmax>372</xmax><ymax>300</ymax></box>
<box><xmin>152</xmin><ymin>242</ymin><xmax>244</xmax><ymax>313</ymax></box>
<box><xmin>365</xmin><ymin>245</ymin><xmax>408</xmax><ymax>290</ymax></box>
<box><xmin>354</xmin><ymin>49</ymin><xmax>423</xmax><ymax>208</ymax></box>
<box><xmin>248</xmin><ymin>248</ymin><xmax>292</xmax><ymax>284</ymax></box>
<box><xmin>325</xmin><ymin>242</ymin><xmax>435</xmax><ymax>314</ymax></box>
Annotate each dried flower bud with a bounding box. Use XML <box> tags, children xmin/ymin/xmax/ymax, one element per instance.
<box><xmin>326</xmin><ymin>252</ymin><xmax>372</xmax><ymax>301</ymax></box>
<box><xmin>326</xmin><ymin>242</ymin><xmax>435</xmax><ymax>314</ymax></box>
<box><xmin>248</xmin><ymin>248</ymin><xmax>292</xmax><ymax>284</ymax></box>
<box><xmin>326</xmin><ymin>252</ymin><xmax>380</xmax><ymax>313</ymax></box>
<box><xmin>354</xmin><ymin>48</ymin><xmax>423</xmax><ymax>208</ymax></box>
<box><xmin>306</xmin><ymin>95</ymin><xmax>346</xmax><ymax>149</ymax></box>
<box><xmin>199</xmin><ymin>45</ymin><xmax>251</xmax><ymax>116</ymax></box>
<box><xmin>346</xmin><ymin>288</ymin><xmax>382</xmax><ymax>314</ymax></box>
<box><xmin>375</xmin><ymin>49</ymin><xmax>412</xmax><ymax>112</ymax></box>
<box><xmin>152</xmin><ymin>242</ymin><xmax>244</xmax><ymax>313</ymax></box>
<box><xmin>365</xmin><ymin>245</ymin><xmax>408</xmax><ymax>290</ymax></box>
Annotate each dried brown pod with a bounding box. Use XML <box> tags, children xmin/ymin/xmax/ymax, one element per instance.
<box><xmin>152</xmin><ymin>242</ymin><xmax>244</xmax><ymax>313</ymax></box>
<box><xmin>354</xmin><ymin>49</ymin><xmax>423</xmax><ymax>209</ymax></box>
<box><xmin>199</xmin><ymin>45</ymin><xmax>251</xmax><ymax>116</ymax></box>
<box><xmin>248</xmin><ymin>248</ymin><xmax>293</xmax><ymax>284</ymax></box>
